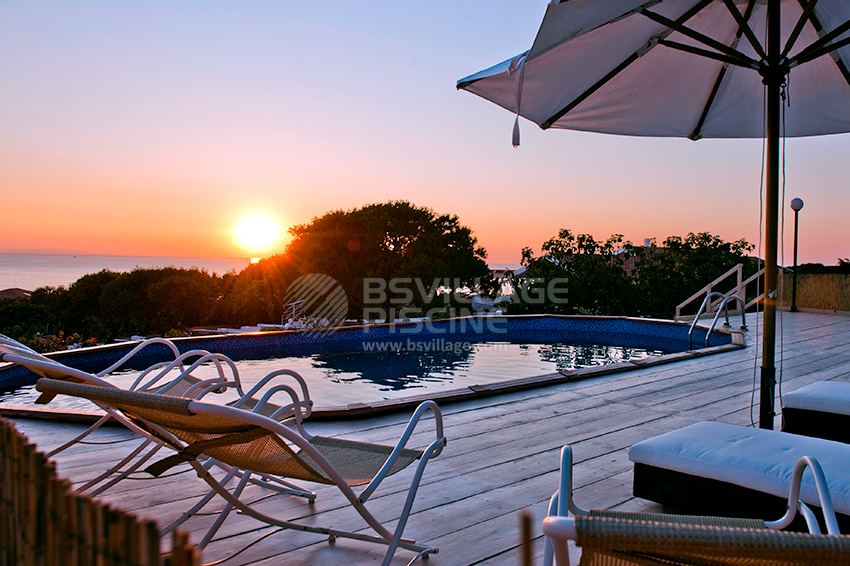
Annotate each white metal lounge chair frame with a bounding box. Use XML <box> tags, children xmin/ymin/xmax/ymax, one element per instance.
<box><xmin>0</xmin><ymin>340</ymin><xmax>232</xmax><ymax>492</ymax></box>
<box><xmin>35</xmin><ymin>377</ymin><xmax>447</xmax><ymax>566</ymax></box>
<box><xmin>0</xmin><ymin>337</ymin><xmax>314</xmax><ymax>499</ymax></box>
<box><xmin>179</xmin><ymin>399</ymin><xmax>446</xmax><ymax>564</ymax></box>
<box><xmin>541</xmin><ymin>445</ymin><xmax>841</xmax><ymax>566</ymax></box>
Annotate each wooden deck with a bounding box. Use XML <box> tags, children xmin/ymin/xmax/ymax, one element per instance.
<box><xmin>8</xmin><ymin>311</ymin><xmax>850</xmax><ymax>565</ymax></box>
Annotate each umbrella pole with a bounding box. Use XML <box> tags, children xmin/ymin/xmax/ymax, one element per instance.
<box><xmin>760</xmin><ymin>0</ymin><xmax>782</xmax><ymax>430</ymax></box>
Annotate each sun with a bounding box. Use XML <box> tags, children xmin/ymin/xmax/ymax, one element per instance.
<box><xmin>232</xmin><ymin>214</ymin><xmax>284</xmax><ymax>256</ymax></box>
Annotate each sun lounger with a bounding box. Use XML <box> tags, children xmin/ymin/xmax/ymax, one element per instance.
<box><xmin>542</xmin><ymin>444</ymin><xmax>843</xmax><ymax>566</ymax></box>
<box><xmin>628</xmin><ymin>421</ymin><xmax>850</xmax><ymax>531</ymax></box>
<box><xmin>35</xmin><ymin>377</ymin><xmax>446</xmax><ymax>565</ymax></box>
<box><xmin>782</xmin><ymin>381</ymin><xmax>850</xmax><ymax>444</ymax></box>
<box><xmin>0</xmin><ymin>336</ymin><xmax>315</xmax><ymax>500</ymax></box>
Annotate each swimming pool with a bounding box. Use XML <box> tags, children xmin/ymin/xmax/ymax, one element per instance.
<box><xmin>0</xmin><ymin>315</ymin><xmax>739</xmax><ymax>414</ymax></box>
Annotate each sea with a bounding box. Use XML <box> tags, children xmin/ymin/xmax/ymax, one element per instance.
<box><xmin>0</xmin><ymin>253</ymin><xmax>251</xmax><ymax>292</ymax></box>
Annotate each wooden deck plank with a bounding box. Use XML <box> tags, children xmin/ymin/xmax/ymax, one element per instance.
<box><xmin>5</xmin><ymin>311</ymin><xmax>850</xmax><ymax>565</ymax></box>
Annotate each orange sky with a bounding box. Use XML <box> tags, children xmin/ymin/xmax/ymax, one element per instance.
<box><xmin>2</xmin><ymin>2</ymin><xmax>849</xmax><ymax>266</ymax></box>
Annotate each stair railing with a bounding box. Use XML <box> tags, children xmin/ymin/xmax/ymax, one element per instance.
<box><xmin>676</xmin><ymin>263</ymin><xmax>765</xmax><ymax>321</ymax></box>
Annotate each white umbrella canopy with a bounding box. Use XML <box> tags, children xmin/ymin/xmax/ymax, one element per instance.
<box><xmin>458</xmin><ymin>0</ymin><xmax>850</xmax><ymax>429</ymax></box>
<box><xmin>458</xmin><ymin>0</ymin><xmax>850</xmax><ymax>139</ymax></box>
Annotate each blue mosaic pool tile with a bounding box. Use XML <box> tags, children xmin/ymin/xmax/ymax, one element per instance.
<box><xmin>0</xmin><ymin>315</ymin><xmax>734</xmax><ymax>390</ymax></box>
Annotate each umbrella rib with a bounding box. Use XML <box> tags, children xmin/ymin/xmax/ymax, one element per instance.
<box><xmin>540</xmin><ymin>0</ymin><xmax>717</xmax><ymax>130</ymax></box>
<box><xmin>782</xmin><ymin>0</ymin><xmax>821</xmax><ymax>59</ymax></box>
<box><xmin>675</xmin><ymin>0</ymin><xmax>716</xmax><ymax>26</ymax></box>
<box><xmin>790</xmin><ymin>6</ymin><xmax>850</xmax><ymax>89</ymax></box>
<box><xmin>540</xmin><ymin>53</ymin><xmax>639</xmax><ymax>130</ymax></box>
<box><xmin>637</xmin><ymin>7</ymin><xmax>758</xmax><ymax>68</ymax></box>
<box><xmin>790</xmin><ymin>17</ymin><xmax>850</xmax><ymax>66</ymax></box>
<box><xmin>721</xmin><ymin>0</ymin><xmax>766</xmax><ymax>60</ymax></box>
<box><xmin>658</xmin><ymin>39</ymin><xmax>755</xmax><ymax>68</ymax></box>
<box><xmin>524</xmin><ymin>0</ymin><xmax>665</xmax><ymax>64</ymax></box>
<box><xmin>690</xmin><ymin>0</ymin><xmax>759</xmax><ymax>141</ymax></box>
<box><xmin>795</xmin><ymin>34</ymin><xmax>850</xmax><ymax>66</ymax></box>
<box><xmin>689</xmin><ymin>66</ymin><xmax>728</xmax><ymax>141</ymax></box>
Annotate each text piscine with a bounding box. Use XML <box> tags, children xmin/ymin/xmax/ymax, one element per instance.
<box><xmin>359</xmin><ymin>315</ymin><xmax>509</xmax><ymax>335</ymax></box>
<box><xmin>362</xmin><ymin>277</ymin><xmax>568</xmax><ymax>322</ymax></box>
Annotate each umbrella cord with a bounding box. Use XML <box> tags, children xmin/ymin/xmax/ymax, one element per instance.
<box><xmin>778</xmin><ymin>84</ymin><xmax>789</xmax><ymax>428</ymax></box>
<box><xmin>751</xmin><ymin>85</ymin><xmax>767</xmax><ymax>428</ymax></box>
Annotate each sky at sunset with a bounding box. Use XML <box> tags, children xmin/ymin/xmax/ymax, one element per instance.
<box><xmin>2</xmin><ymin>1</ymin><xmax>849</xmax><ymax>267</ymax></box>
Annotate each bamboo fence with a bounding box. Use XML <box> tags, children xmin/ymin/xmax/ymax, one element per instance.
<box><xmin>780</xmin><ymin>273</ymin><xmax>850</xmax><ymax>312</ymax></box>
<box><xmin>0</xmin><ymin>416</ymin><xmax>200</xmax><ymax>566</ymax></box>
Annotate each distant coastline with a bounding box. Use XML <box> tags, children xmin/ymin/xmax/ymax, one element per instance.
<box><xmin>0</xmin><ymin>253</ymin><xmax>251</xmax><ymax>292</ymax></box>
<box><xmin>2</xmin><ymin>248</ymin><xmax>89</xmax><ymax>255</ymax></box>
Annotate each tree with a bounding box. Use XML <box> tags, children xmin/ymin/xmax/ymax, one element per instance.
<box><xmin>214</xmin><ymin>256</ymin><xmax>301</xmax><ymax>326</ymax></box>
<box><xmin>1</xmin><ymin>267</ymin><xmax>225</xmax><ymax>347</ymax></box>
<box><xmin>61</xmin><ymin>270</ymin><xmax>121</xmax><ymax>339</ymax></box>
<box><xmin>0</xmin><ymin>293</ymin><xmax>55</xmax><ymax>338</ymax></box>
<box><xmin>146</xmin><ymin>269</ymin><xmax>222</xmax><ymax>331</ymax></box>
<box><xmin>506</xmin><ymin>229</ymin><xmax>755</xmax><ymax>319</ymax></box>
<box><xmin>97</xmin><ymin>267</ymin><xmax>224</xmax><ymax>339</ymax></box>
<box><xmin>283</xmin><ymin>201</ymin><xmax>496</xmax><ymax>320</ymax></box>
<box><xmin>798</xmin><ymin>259</ymin><xmax>850</xmax><ymax>274</ymax></box>
<box><xmin>506</xmin><ymin>229</ymin><xmax>636</xmax><ymax>316</ymax></box>
<box><xmin>626</xmin><ymin>232</ymin><xmax>755</xmax><ymax>318</ymax></box>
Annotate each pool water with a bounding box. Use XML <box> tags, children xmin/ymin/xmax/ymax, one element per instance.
<box><xmin>231</xmin><ymin>340</ymin><xmax>664</xmax><ymax>405</ymax></box>
<box><xmin>1</xmin><ymin>315</ymin><xmax>735</xmax><ymax>411</ymax></box>
<box><xmin>0</xmin><ymin>340</ymin><xmax>664</xmax><ymax>410</ymax></box>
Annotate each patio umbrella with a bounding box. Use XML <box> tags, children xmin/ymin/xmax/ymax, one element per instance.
<box><xmin>457</xmin><ymin>0</ymin><xmax>850</xmax><ymax>429</ymax></box>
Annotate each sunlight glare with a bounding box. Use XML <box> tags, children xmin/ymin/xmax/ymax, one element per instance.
<box><xmin>232</xmin><ymin>214</ymin><xmax>284</xmax><ymax>255</ymax></box>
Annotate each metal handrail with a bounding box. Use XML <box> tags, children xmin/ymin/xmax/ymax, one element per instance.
<box><xmin>688</xmin><ymin>292</ymin><xmax>746</xmax><ymax>350</ymax></box>
<box><xmin>702</xmin><ymin>295</ymin><xmax>747</xmax><ymax>348</ymax></box>
<box><xmin>676</xmin><ymin>264</ymin><xmax>766</xmax><ymax>321</ymax></box>
<box><xmin>688</xmin><ymin>292</ymin><xmax>725</xmax><ymax>350</ymax></box>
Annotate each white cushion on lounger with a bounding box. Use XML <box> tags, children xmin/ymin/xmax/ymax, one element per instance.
<box><xmin>782</xmin><ymin>381</ymin><xmax>850</xmax><ymax>416</ymax></box>
<box><xmin>629</xmin><ymin>421</ymin><xmax>850</xmax><ymax>516</ymax></box>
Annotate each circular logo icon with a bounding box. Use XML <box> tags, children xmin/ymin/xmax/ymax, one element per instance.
<box><xmin>281</xmin><ymin>273</ymin><xmax>348</xmax><ymax>336</ymax></box>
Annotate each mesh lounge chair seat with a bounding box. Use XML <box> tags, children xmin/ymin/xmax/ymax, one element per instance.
<box><xmin>299</xmin><ymin>436</ymin><xmax>422</xmax><ymax>485</ymax></box>
<box><xmin>140</xmin><ymin>409</ymin><xmax>422</xmax><ymax>487</ymax></box>
<box><xmin>35</xmin><ymin>377</ymin><xmax>446</xmax><ymax>566</ymax></box>
<box><xmin>540</xmin><ymin>445</ymin><xmax>844</xmax><ymax>566</ymax></box>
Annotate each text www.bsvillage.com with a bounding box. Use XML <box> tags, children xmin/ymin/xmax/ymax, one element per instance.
<box><xmin>361</xmin><ymin>338</ymin><xmax>485</xmax><ymax>355</ymax></box>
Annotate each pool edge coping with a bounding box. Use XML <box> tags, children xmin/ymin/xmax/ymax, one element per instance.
<box><xmin>1</xmin><ymin>338</ymin><xmax>744</xmax><ymax>424</ymax></box>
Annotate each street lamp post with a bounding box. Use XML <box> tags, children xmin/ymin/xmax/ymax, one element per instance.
<box><xmin>790</xmin><ymin>198</ymin><xmax>804</xmax><ymax>313</ymax></box>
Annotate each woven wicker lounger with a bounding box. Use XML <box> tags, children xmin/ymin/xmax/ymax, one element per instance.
<box><xmin>540</xmin><ymin>445</ymin><xmax>846</xmax><ymax>566</ymax></box>
<box><xmin>782</xmin><ymin>381</ymin><xmax>850</xmax><ymax>444</ymax></box>
<box><xmin>628</xmin><ymin>422</ymin><xmax>850</xmax><ymax>531</ymax></box>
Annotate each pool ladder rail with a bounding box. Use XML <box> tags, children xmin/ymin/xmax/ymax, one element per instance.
<box><xmin>688</xmin><ymin>292</ymin><xmax>748</xmax><ymax>350</ymax></box>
